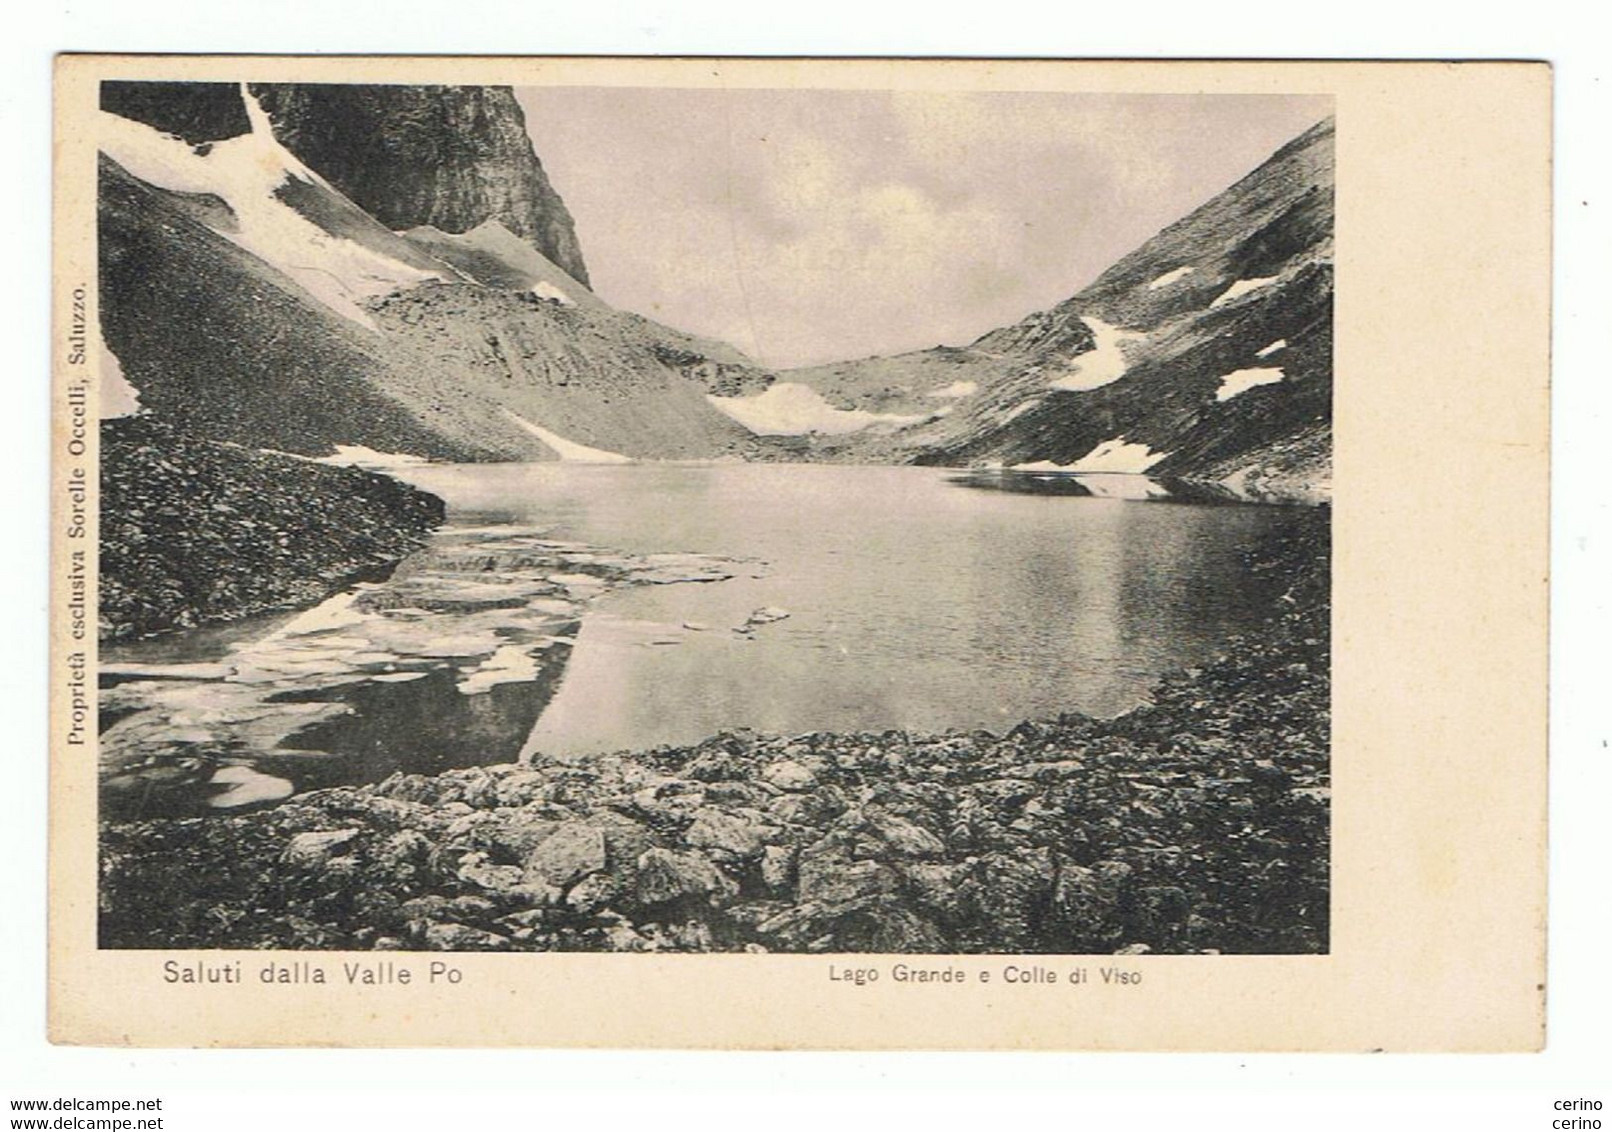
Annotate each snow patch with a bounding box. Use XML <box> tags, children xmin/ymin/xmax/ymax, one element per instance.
<box><xmin>1049</xmin><ymin>317</ymin><xmax>1142</xmax><ymax>392</ymax></box>
<box><xmin>313</xmin><ymin>445</ymin><xmax>431</xmax><ymax>470</ymax></box>
<box><xmin>207</xmin><ymin>764</ymin><xmax>294</xmax><ymax>808</ymax></box>
<box><xmin>271</xmin><ymin>590</ymin><xmax>369</xmax><ymax>639</ymax></box>
<box><xmin>1215</xmin><ymin>367</ymin><xmax>1286</xmax><ymax>402</ymax></box>
<box><xmin>1256</xmin><ymin>339</ymin><xmax>1287</xmax><ymax>358</ymax></box>
<box><xmin>99</xmin><ymin>86</ymin><xmax>448</xmax><ymax>329</ymax></box>
<box><xmin>504</xmin><ymin>411</ymin><xmax>634</xmax><ymax>463</ymax></box>
<box><xmin>1069</xmin><ymin>437</ymin><xmax>1169</xmax><ymax>473</ymax></box>
<box><xmin>458</xmin><ymin>644</ymin><xmax>543</xmax><ymax>695</ymax></box>
<box><xmin>926</xmin><ymin>380</ymin><xmax>978</xmax><ymax>399</ymax></box>
<box><xmin>1209</xmin><ymin>276</ymin><xmax>1282</xmax><ymax>308</ymax></box>
<box><xmin>531</xmin><ymin>281</ymin><xmax>574</xmax><ymax>305</ymax></box>
<box><xmin>100</xmin><ymin>345</ymin><xmax>142</xmax><ymax>418</ymax></box>
<box><xmin>707</xmin><ymin>383</ymin><xmax>927</xmax><ymax>436</ymax></box>
<box><xmin>1147</xmin><ymin>266</ymin><xmax>1195</xmax><ymax>290</ymax></box>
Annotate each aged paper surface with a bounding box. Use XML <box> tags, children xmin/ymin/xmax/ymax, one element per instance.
<box><xmin>50</xmin><ymin>55</ymin><xmax>1548</xmax><ymax>1049</ymax></box>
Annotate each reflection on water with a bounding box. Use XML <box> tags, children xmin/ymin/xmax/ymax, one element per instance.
<box><xmin>402</xmin><ymin>463</ymin><xmax>1303</xmax><ymax>758</ymax></box>
<box><xmin>98</xmin><ymin>526</ymin><xmax>739</xmax><ymax>818</ymax></box>
<box><xmin>101</xmin><ymin>463</ymin><xmax>1307</xmax><ymax>816</ymax></box>
<box><xmin>945</xmin><ymin>469</ymin><xmax>1274</xmax><ymax>504</ymax></box>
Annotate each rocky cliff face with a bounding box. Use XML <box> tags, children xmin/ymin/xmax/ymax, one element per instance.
<box><xmin>101</xmin><ymin>80</ymin><xmax>590</xmax><ymax>286</ymax></box>
<box><xmin>99</xmin><ymin>81</ymin><xmax>252</xmax><ymax>146</ymax></box>
<box><xmin>250</xmin><ymin>84</ymin><xmax>590</xmax><ymax>287</ymax></box>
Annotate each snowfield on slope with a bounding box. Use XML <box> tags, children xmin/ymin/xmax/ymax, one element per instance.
<box><xmin>1209</xmin><ymin>275</ymin><xmax>1282</xmax><ymax>308</ymax></box>
<box><xmin>505</xmin><ymin>412</ymin><xmax>634</xmax><ymax>463</ymax></box>
<box><xmin>1215</xmin><ymin>367</ymin><xmax>1286</xmax><ymax>402</ymax></box>
<box><xmin>1011</xmin><ymin>437</ymin><xmax>1168</xmax><ymax>475</ymax></box>
<box><xmin>312</xmin><ymin>446</ymin><xmax>432</xmax><ymax>470</ymax></box>
<box><xmin>531</xmin><ymin>281</ymin><xmax>574</xmax><ymax>305</ymax></box>
<box><xmin>1069</xmin><ymin>437</ymin><xmax>1169</xmax><ymax>473</ymax></box>
<box><xmin>99</xmin><ymin>85</ymin><xmax>451</xmax><ymax>328</ymax></box>
<box><xmin>100</xmin><ymin>346</ymin><xmax>142</xmax><ymax>419</ymax></box>
<box><xmin>1147</xmin><ymin>266</ymin><xmax>1195</xmax><ymax>290</ymax></box>
<box><xmin>1049</xmin><ymin>317</ymin><xmax>1144</xmax><ymax>392</ymax></box>
<box><xmin>707</xmin><ymin>383</ymin><xmax>928</xmax><ymax>436</ymax></box>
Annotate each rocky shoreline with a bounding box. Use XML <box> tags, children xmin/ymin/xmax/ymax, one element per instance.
<box><xmin>100</xmin><ymin>418</ymin><xmax>445</xmax><ymax>641</ymax></box>
<box><xmin>100</xmin><ymin>509</ymin><xmax>1329</xmax><ymax>955</ymax></box>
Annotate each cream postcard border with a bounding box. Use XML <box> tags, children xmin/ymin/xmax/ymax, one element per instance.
<box><xmin>49</xmin><ymin>56</ymin><xmax>1550</xmax><ymax>1050</ymax></box>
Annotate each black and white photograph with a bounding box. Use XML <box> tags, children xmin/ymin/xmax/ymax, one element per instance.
<box><xmin>88</xmin><ymin>77</ymin><xmax>1334</xmax><ymax>958</ymax></box>
<box><xmin>5</xmin><ymin>0</ymin><xmax>1594</xmax><ymax>1114</ymax></box>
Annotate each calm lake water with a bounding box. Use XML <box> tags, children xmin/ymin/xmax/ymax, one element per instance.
<box><xmin>400</xmin><ymin>464</ymin><xmax>1296</xmax><ymax>752</ymax></box>
<box><xmin>100</xmin><ymin>464</ymin><xmax>1306</xmax><ymax>816</ymax></box>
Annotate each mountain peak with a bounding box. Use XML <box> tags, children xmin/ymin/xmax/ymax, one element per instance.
<box><xmin>99</xmin><ymin>80</ymin><xmax>590</xmax><ymax>287</ymax></box>
<box><xmin>249</xmin><ymin>84</ymin><xmax>590</xmax><ymax>287</ymax></box>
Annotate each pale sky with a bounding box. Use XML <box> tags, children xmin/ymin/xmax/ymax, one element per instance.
<box><xmin>516</xmin><ymin>89</ymin><xmax>1331</xmax><ymax>370</ymax></box>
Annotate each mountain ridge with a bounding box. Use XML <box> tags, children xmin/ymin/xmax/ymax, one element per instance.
<box><xmin>101</xmin><ymin>80</ymin><xmax>591</xmax><ymax>286</ymax></box>
<box><xmin>98</xmin><ymin>84</ymin><xmax>1331</xmax><ymax>496</ymax></box>
<box><xmin>776</xmin><ymin>116</ymin><xmax>1334</xmax><ymax>496</ymax></box>
<box><xmin>98</xmin><ymin>84</ymin><xmax>780</xmax><ymax>463</ymax></box>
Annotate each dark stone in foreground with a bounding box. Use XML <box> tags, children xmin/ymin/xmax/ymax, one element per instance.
<box><xmin>99</xmin><ymin>417</ymin><xmax>444</xmax><ymax>641</ymax></box>
<box><xmin>99</xmin><ymin>512</ymin><xmax>1330</xmax><ymax>955</ymax></box>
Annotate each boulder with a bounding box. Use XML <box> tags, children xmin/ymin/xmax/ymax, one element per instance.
<box><xmin>898</xmin><ymin>861</ymin><xmax>975</xmax><ymax>923</ymax></box>
<box><xmin>521</xmin><ymin>822</ymin><xmax>606</xmax><ymax>888</ymax></box>
<box><xmin>371</xmin><ymin>829</ymin><xmax>431</xmax><ymax>882</ymax></box>
<box><xmin>486</xmin><ymin>811</ymin><xmax>565</xmax><ymax>859</ymax></box>
<box><xmin>861</xmin><ymin>806</ymin><xmax>947</xmax><ymax>858</ymax></box>
<box><xmin>564</xmin><ymin>871</ymin><xmax>623</xmax><ymax>914</ymax></box>
<box><xmin>760</xmin><ymin>844</ymin><xmax>797</xmax><ymax>893</ymax></box>
<box><xmin>684</xmin><ymin>808</ymin><xmax>766</xmax><ymax>859</ymax></box>
<box><xmin>704</xmin><ymin>780</ymin><xmax>771</xmax><ymax>805</ymax></box>
<box><xmin>493</xmin><ymin>771</ymin><xmax>547</xmax><ymax>807</ymax></box>
<box><xmin>962</xmin><ymin>848</ymin><xmax>1056</xmax><ymax>949</ymax></box>
<box><xmin>634</xmin><ymin>847</ymin><xmax>735</xmax><ymax>907</ymax></box>
<box><xmin>796</xmin><ymin>852</ymin><xmax>897</xmax><ymax>905</ymax></box>
<box><xmin>418</xmin><ymin>922</ymin><xmax>511</xmax><ymax>951</ymax></box>
<box><xmin>497</xmin><ymin>908</ymin><xmax>551</xmax><ymax>932</ymax></box>
<box><xmin>1133</xmin><ymin>885</ymin><xmax>1191</xmax><ymax>943</ymax></box>
<box><xmin>455</xmin><ymin>854</ymin><xmax>527</xmax><ymax>896</ymax></box>
<box><xmin>600</xmin><ymin>921</ymin><xmax>655</xmax><ymax>952</ymax></box>
<box><xmin>744</xmin><ymin>607</ymin><xmax>790</xmax><ymax>627</ymax></box>
<box><xmin>767</xmin><ymin>789</ymin><xmax>847</xmax><ymax>826</ymax></box>
<box><xmin>681</xmin><ymin>750</ymin><xmax>744</xmax><ymax>782</ymax></box>
<box><xmin>1050</xmin><ymin>859</ymin><xmax>1134</xmax><ymax>948</ymax></box>
<box><xmin>1249</xmin><ymin>759</ymin><xmax>1294</xmax><ymax>793</ymax></box>
<box><xmin>761</xmin><ymin>760</ymin><xmax>818</xmax><ymax>792</ymax></box>
<box><xmin>754</xmin><ymin>895</ymin><xmax>944</xmax><ymax>953</ymax></box>
<box><xmin>280</xmin><ymin>828</ymin><xmax>359</xmax><ymax>869</ymax></box>
<box><xmin>834</xmin><ymin>898</ymin><xmax>946</xmax><ymax>953</ymax></box>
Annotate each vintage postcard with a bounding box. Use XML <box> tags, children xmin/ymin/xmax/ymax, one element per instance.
<box><xmin>49</xmin><ymin>56</ymin><xmax>1549</xmax><ymax>1049</ymax></box>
